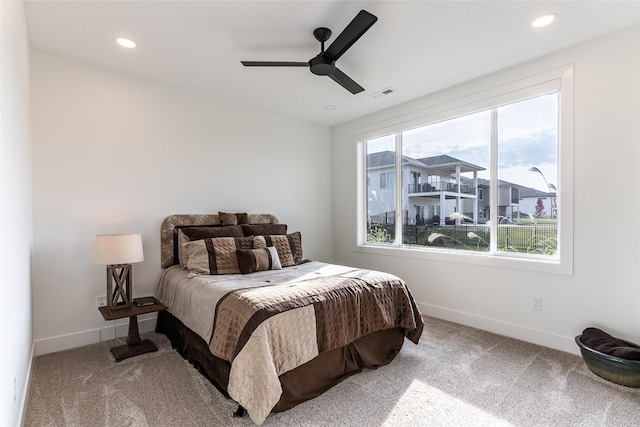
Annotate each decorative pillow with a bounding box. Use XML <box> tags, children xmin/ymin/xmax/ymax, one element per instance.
<box><xmin>183</xmin><ymin>236</ymin><xmax>253</xmax><ymax>274</ymax></box>
<box><xmin>581</xmin><ymin>327</ymin><xmax>640</xmax><ymax>361</ymax></box>
<box><xmin>236</xmin><ymin>246</ymin><xmax>282</xmax><ymax>274</ymax></box>
<box><xmin>241</xmin><ymin>224</ymin><xmax>287</xmax><ymax>236</ymax></box>
<box><xmin>175</xmin><ymin>225</ymin><xmax>244</xmax><ymax>266</ymax></box>
<box><xmin>181</xmin><ymin>225</ymin><xmax>244</xmax><ymax>240</ymax></box>
<box><xmin>252</xmin><ymin>232</ymin><xmax>302</xmax><ymax>267</ymax></box>
<box><xmin>218</xmin><ymin>212</ymin><xmax>249</xmax><ymax>226</ymax></box>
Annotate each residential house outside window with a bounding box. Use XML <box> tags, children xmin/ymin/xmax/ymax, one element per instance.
<box><xmin>360</xmin><ymin>67</ymin><xmax>573</xmax><ymax>273</ymax></box>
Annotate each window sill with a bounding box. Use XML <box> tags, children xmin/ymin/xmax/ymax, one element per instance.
<box><xmin>355</xmin><ymin>243</ymin><xmax>572</xmax><ymax>275</ymax></box>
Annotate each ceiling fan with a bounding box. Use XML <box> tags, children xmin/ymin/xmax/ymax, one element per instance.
<box><xmin>241</xmin><ymin>10</ymin><xmax>378</xmax><ymax>94</ymax></box>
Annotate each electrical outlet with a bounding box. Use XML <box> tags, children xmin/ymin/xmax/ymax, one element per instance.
<box><xmin>97</xmin><ymin>295</ymin><xmax>107</xmax><ymax>308</ymax></box>
<box><xmin>531</xmin><ymin>297</ymin><xmax>543</xmax><ymax>311</ymax></box>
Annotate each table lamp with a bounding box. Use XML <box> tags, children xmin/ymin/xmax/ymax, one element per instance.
<box><xmin>93</xmin><ymin>233</ymin><xmax>144</xmax><ymax>309</ymax></box>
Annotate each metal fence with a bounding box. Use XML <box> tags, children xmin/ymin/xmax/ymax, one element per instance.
<box><xmin>368</xmin><ymin>221</ymin><xmax>558</xmax><ymax>254</ymax></box>
<box><xmin>494</xmin><ymin>223</ymin><xmax>557</xmax><ymax>254</ymax></box>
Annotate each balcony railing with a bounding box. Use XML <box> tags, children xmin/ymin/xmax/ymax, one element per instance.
<box><xmin>408</xmin><ymin>182</ymin><xmax>476</xmax><ymax>195</ymax></box>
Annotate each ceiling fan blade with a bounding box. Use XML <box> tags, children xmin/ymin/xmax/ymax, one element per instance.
<box><xmin>241</xmin><ymin>61</ymin><xmax>309</xmax><ymax>67</ymax></box>
<box><xmin>329</xmin><ymin>67</ymin><xmax>364</xmax><ymax>94</ymax></box>
<box><xmin>322</xmin><ymin>10</ymin><xmax>377</xmax><ymax>61</ymax></box>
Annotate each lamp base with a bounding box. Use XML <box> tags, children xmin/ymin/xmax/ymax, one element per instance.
<box><xmin>107</xmin><ymin>264</ymin><xmax>133</xmax><ymax>309</ymax></box>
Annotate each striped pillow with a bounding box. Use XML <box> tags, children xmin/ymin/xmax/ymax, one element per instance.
<box><xmin>183</xmin><ymin>236</ymin><xmax>253</xmax><ymax>275</ymax></box>
<box><xmin>236</xmin><ymin>246</ymin><xmax>282</xmax><ymax>274</ymax></box>
<box><xmin>176</xmin><ymin>225</ymin><xmax>244</xmax><ymax>267</ymax></box>
<box><xmin>252</xmin><ymin>232</ymin><xmax>303</xmax><ymax>267</ymax></box>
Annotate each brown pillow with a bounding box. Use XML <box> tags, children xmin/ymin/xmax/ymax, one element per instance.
<box><xmin>183</xmin><ymin>236</ymin><xmax>253</xmax><ymax>274</ymax></box>
<box><xmin>175</xmin><ymin>225</ymin><xmax>244</xmax><ymax>266</ymax></box>
<box><xmin>236</xmin><ymin>246</ymin><xmax>282</xmax><ymax>274</ymax></box>
<box><xmin>241</xmin><ymin>224</ymin><xmax>287</xmax><ymax>236</ymax></box>
<box><xmin>218</xmin><ymin>212</ymin><xmax>249</xmax><ymax>226</ymax></box>
<box><xmin>581</xmin><ymin>328</ymin><xmax>640</xmax><ymax>361</ymax></box>
<box><xmin>181</xmin><ymin>225</ymin><xmax>244</xmax><ymax>240</ymax></box>
<box><xmin>253</xmin><ymin>232</ymin><xmax>303</xmax><ymax>267</ymax></box>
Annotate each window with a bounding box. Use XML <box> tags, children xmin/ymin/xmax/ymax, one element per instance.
<box><xmin>359</xmin><ymin>67</ymin><xmax>573</xmax><ymax>274</ymax></box>
<box><xmin>366</xmin><ymin>135</ymin><xmax>397</xmax><ymax>244</ymax></box>
<box><xmin>379</xmin><ymin>172</ymin><xmax>395</xmax><ymax>189</ymax></box>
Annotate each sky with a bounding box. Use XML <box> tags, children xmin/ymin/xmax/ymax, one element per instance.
<box><xmin>368</xmin><ymin>93</ymin><xmax>558</xmax><ymax>192</ymax></box>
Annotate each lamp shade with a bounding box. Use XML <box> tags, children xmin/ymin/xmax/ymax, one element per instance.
<box><xmin>93</xmin><ymin>233</ymin><xmax>144</xmax><ymax>265</ymax></box>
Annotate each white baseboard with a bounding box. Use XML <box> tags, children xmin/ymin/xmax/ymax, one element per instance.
<box><xmin>33</xmin><ymin>313</ymin><xmax>159</xmax><ymax>356</ymax></box>
<box><xmin>417</xmin><ymin>301</ymin><xmax>580</xmax><ymax>356</ymax></box>
<box><xmin>32</xmin><ymin>303</ymin><xmax>580</xmax><ymax>357</ymax></box>
<box><xmin>18</xmin><ymin>341</ymin><xmax>35</xmax><ymax>427</ymax></box>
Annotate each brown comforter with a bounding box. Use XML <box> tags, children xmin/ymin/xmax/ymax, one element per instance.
<box><xmin>157</xmin><ymin>262</ymin><xmax>423</xmax><ymax>424</ymax></box>
<box><xmin>211</xmin><ymin>268</ymin><xmax>423</xmax><ymax>424</ymax></box>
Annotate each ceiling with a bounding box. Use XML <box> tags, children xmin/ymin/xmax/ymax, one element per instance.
<box><xmin>24</xmin><ymin>1</ymin><xmax>639</xmax><ymax>127</ymax></box>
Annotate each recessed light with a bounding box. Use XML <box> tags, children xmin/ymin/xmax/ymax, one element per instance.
<box><xmin>531</xmin><ymin>13</ymin><xmax>556</xmax><ymax>28</ymax></box>
<box><xmin>324</xmin><ymin>105</ymin><xmax>337</xmax><ymax>110</ymax></box>
<box><xmin>115</xmin><ymin>37</ymin><xmax>137</xmax><ymax>48</ymax></box>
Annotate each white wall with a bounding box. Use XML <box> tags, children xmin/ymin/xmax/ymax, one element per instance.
<box><xmin>332</xmin><ymin>26</ymin><xmax>640</xmax><ymax>355</ymax></box>
<box><xmin>0</xmin><ymin>1</ymin><xmax>34</xmax><ymax>424</ymax></box>
<box><xmin>30</xmin><ymin>51</ymin><xmax>333</xmax><ymax>355</ymax></box>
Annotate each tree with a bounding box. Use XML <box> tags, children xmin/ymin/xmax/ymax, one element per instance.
<box><xmin>534</xmin><ymin>197</ymin><xmax>545</xmax><ymax>218</ymax></box>
<box><xmin>529</xmin><ymin>166</ymin><xmax>556</xmax><ymax>218</ymax></box>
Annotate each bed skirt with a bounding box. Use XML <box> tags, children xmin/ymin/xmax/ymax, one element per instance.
<box><xmin>156</xmin><ymin>310</ymin><xmax>405</xmax><ymax>413</ymax></box>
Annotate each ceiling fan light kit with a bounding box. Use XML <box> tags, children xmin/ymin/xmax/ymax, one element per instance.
<box><xmin>241</xmin><ymin>10</ymin><xmax>378</xmax><ymax>94</ymax></box>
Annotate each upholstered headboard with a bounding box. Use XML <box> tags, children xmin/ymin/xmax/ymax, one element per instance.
<box><xmin>160</xmin><ymin>213</ymin><xmax>279</xmax><ymax>268</ymax></box>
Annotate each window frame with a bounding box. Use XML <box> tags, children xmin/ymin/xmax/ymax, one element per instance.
<box><xmin>356</xmin><ymin>66</ymin><xmax>574</xmax><ymax>275</ymax></box>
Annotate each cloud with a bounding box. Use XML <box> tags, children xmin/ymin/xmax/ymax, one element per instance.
<box><xmin>497</xmin><ymin>129</ymin><xmax>557</xmax><ymax>169</ymax></box>
<box><xmin>403</xmin><ymin>128</ymin><xmax>556</xmax><ymax>171</ymax></box>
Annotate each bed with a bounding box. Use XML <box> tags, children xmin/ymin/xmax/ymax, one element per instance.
<box><xmin>155</xmin><ymin>213</ymin><xmax>424</xmax><ymax>424</ymax></box>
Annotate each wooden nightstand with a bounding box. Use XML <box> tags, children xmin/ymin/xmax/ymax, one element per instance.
<box><xmin>98</xmin><ymin>301</ymin><xmax>167</xmax><ymax>362</ymax></box>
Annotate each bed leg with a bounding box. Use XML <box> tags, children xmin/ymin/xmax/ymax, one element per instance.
<box><xmin>233</xmin><ymin>405</ymin><xmax>246</xmax><ymax>418</ymax></box>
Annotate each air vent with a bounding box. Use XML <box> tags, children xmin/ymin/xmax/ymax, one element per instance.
<box><xmin>370</xmin><ymin>87</ymin><xmax>397</xmax><ymax>99</ymax></box>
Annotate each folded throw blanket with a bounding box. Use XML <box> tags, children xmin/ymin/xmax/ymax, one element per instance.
<box><xmin>581</xmin><ymin>327</ymin><xmax>640</xmax><ymax>361</ymax></box>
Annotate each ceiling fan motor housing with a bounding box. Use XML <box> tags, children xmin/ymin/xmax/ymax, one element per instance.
<box><xmin>309</xmin><ymin>56</ymin><xmax>336</xmax><ymax>76</ymax></box>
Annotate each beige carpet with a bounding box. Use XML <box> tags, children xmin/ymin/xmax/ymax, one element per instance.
<box><xmin>25</xmin><ymin>317</ymin><xmax>640</xmax><ymax>426</ymax></box>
